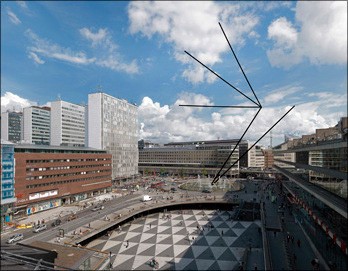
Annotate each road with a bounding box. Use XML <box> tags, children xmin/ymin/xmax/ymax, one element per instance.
<box><xmin>1</xmin><ymin>193</ymin><xmax>141</xmax><ymax>247</ymax></box>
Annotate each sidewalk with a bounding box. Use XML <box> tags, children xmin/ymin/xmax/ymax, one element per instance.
<box><xmin>263</xmin><ymin>181</ymin><xmax>329</xmax><ymax>270</ymax></box>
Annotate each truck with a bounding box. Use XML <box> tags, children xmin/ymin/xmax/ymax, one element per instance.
<box><xmin>142</xmin><ymin>195</ymin><xmax>152</xmax><ymax>202</ymax></box>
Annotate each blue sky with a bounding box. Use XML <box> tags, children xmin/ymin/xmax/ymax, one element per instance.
<box><xmin>1</xmin><ymin>1</ymin><xmax>347</xmax><ymax>145</ymax></box>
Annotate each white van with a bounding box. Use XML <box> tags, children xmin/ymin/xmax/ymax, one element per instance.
<box><xmin>142</xmin><ymin>195</ymin><xmax>152</xmax><ymax>202</ymax></box>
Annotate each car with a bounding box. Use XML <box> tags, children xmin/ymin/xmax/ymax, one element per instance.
<box><xmin>170</xmin><ymin>187</ymin><xmax>177</xmax><ymax>192</ymax></box>
<box><xmin>7</xmin><ymin>233</ymin><xmax>24</xmax><ymax>244</ymax></box>
<box><xmin>91</xmin><ymin>205</ymin><xmax>105</xmax><ymax>211</ymax></box>
<box><xmin>202</xmin><ymin>189</ymin><xmax>212</xmax><ymax>193</ymax></box>
<box><xmin>33</xmin><ymin>224</ymin><xmax>47</xmax><ymax>233</ymax></box>
<box><xmin>51</xmin><ymin>219</ymin><xmax>61</xmax><ymax>227</ymax></box>
<box><xmin>67</xmin><ymin>214</ymin><xmax>78</xmax><ymax>221</ymax></box>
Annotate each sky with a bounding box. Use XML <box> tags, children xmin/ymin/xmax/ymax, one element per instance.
<box><xmin>1</xmin><ymin>1</ymin><xmax>347</xmax><ymax>146</ymax></box>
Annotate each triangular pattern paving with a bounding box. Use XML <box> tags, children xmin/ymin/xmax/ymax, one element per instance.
<box><xmin>85</xmin><ymin>209</ymin><xmax>263</xmax><ymax>270</ymax></box>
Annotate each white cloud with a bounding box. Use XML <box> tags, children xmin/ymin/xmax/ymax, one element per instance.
<box><xmin>267</xmin><ymin>1</ymin><xmax>347</xmax><ymax>68</ymax></box>
<box><xmin>7</xmin><ymin>9</ymin><xmax>21</xmax><ymax>25</ymax></box>
<box><xmin>28</xmin><ymin>52</ymin><xmax>45</xmax><ymax>64</ymax></box>
<box><xmin>139</xmin><ymin>89</ymin><xmax>345</xmax><ymax>146</ymax></box>
<box><xmin>80</xmin><ymin>28</ymin><xmax>108</xmax><ymax>47</ymax></box>
<box><xmin>25</xmin><ymin>28</ymin><xmax>139</xmax><ymax>74</ymax></box>
<box><xmin>1</xmin><ymin>92</ymin><xmax>37</xmax><ymax>113</ymax></box>
<box><xmin>96</xmin><ymin>57</ymin><xmax>139</xmax><ymax>74</ymax></box>
<box><xmin>128</xmin><ymin>1</ymin><xmax>259</xmax><ymax>84</ymax></box>
<box><xmin>26</xmin><ymin>29</ymin><xmax>96</xmax><ymax>65</ymax></box>
<box><xmin>263</xmin><ymin>85</ymin><xmax>302</xmax><ymax>105</ymax></box>
<box><xmin>16</xmin><ymin>1</ymin><xmax>27</xmax><ymax>9</ymax></box>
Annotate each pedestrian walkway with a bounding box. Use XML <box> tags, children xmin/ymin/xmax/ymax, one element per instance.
<box><xmin>86</xmin><ymin>209</ymin><xmax>264</xmax><ymax>270</ymax></box>
<box><xmin>262</xmin><ymin>181</ymin><xmax>328</xmax><ymax>270</ymax></box>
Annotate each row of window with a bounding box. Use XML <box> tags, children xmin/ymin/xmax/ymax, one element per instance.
<box><xmin>26</xmin><ymin>164</ymin><xmax>111</xmax><ymax>172</ymax></box>
<box><xmin>25</xmin><ymin>174</ymin><xmax>110</xmax><ymax>189</ymax></box>
<box><xmin>2</xmin><ymin>190</ymin><xmax>14</xmax><ymax>199</ymax></box>
<box><xmin>25</xmin><ymin>169</ymin><xmax>111</xmax><ymax>181</ymax></box>
<box><xmin>26</xmin><ymin>158</ymin><xmax>110</xmax><ymax>164</ymax></box>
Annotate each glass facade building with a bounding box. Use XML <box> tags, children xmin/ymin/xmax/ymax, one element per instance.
<box><xmin>1</xmin><ymin>140</ymin><xmax>16</xmax><ymax>229</ymax></box>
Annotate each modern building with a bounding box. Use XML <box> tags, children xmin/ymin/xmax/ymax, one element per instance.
<box><xmin>248</xmin><ymin>145</ymin><xmax>265</xmax><ymax>169</ymax></box>
<box><xmin>139</xmin><ymin>140</ymin><xmax>240</xmax><ymax>177</ymax></box>
<box><xmin>88</xmin><ymin>92</ymin><xmax>138</xmax><ymax>181</ymax></box>
<box><xmin>50</xmin><ymin>100</ymin><xmax>86</xmax><ymax>147</ymax></box>
<box><xmin>13</xmin><ymin>144</ymin><xmax>112</xmax><ymax>217</ymax></box>
<box><xmin>1</xmin><ymin>140</ymin><xmax>16</xmax><ymax>229</ymax></box>
<box><xmin>273</xmin><ymin>117</ymin><xmax>348</xmax><ymax>270</ymax></box>
<box><xmin>23</xmin><ymin>106</ymin><xmax>51</xmax><ymax>145</ymax></box>
<box><xmin>1</xmin><ymin>111</ymin><xmax>22</xmax><ymax>143</ymax></box>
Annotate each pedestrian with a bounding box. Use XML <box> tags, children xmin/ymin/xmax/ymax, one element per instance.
<box><xmin>126</xmin><ymin>240</ymin><xmax>129</xmax><ymax>248</ymax></box>
<box><xmin>88</xmin><ymin>223</ymin><xmax>91</xmax><ymax>228</ymax></box>
<box><xmin>150</xmin><ymin>223</ymin><xmax>152</xmax><ymax>229</ymax></box>
<box><xmin>297</xmin><ymin>239</ymin><xmax>301</xmax><ymax>247</ymax></box>
<box><xmin>287</xmin><ymin>233</ymin><xmax>290</xmax><ymax>243</ymax></box>
<box><xmin>291</xmin><ymin>235</ymin><xmax>294</xmax><ymax>244</ymax></box>
<box><xmin>254</xmin><ymin>263</ymin><xmax>258</xmax><ymax>270</ymax></box>
<box><xmin>222</xmin><ymin>230</ymin><xmax>224</xmax><ymax>236</ymax></box>
<box><xmin>273</xmin><ymin>231</ymin><xmax>276</xmax><ymax>237</ymax></box>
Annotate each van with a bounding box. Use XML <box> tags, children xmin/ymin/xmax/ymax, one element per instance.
<box><xmin>142</xmin><ymin>195</ymin><xmax>152</xmax><ymax>202</ymax></box>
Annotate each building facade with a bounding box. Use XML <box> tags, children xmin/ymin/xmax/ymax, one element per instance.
<box><xmin>23</xmin><ymin>106</ymin><xmax>51</xmax><ymax>145</ymax></box>
<box><xmin>1</xmin><ymin>111</ymin><xmax>22</xmax><ymax>143</ymax></box>
<box><xmin>88</xmin><ymin>92</ymin><xmax>138</xmax><ymax>180</ymax></box>
<box><xmin>273</xmin><ymin>117</ymin><xmax>347</xmax><ymax>270</ymax></box>
<box><xmin>14</xmin><ymin>145</ymin><xmax>112</xmax><ymax>217</ymax></box>
<box><xmin>50</xmin><ymin>100</ymin><xmax>86</xmax><ymax>147</ymax></box>
<box><xmin>1</xmin><ymin>140</ymin><xmax>17</xmax><ymax>229</ymax></box>
<box><xmin>139</xmin><ymin>140</ymin><xmax>239</xmax><ymax>177</ymax></box>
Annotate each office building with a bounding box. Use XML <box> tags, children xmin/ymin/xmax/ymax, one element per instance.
<box><xmin>88</xmin><ymin>92</ymin><xmax>138</xmax><ymax>181</ymax></box>
<box><xmin>50</xmin><ymin>100</ymin><xmax>86</xmax><ymax>147</ymax></box>
<box><xmin>248</xmin><ymin>145</ymin><xmax>265</xmax><ymax>168</ymax></box>
<box><xmin>1</xmin><ymin>111</ymin><xmax>22</xmax><ymax>143</ymax></box>
<box><xmin>14</xmin><ymin>144</ymin><xmax>112</xmax><ymax>217</ymax></box>
<box><xmin>1</xmin><ymin>140</ymin><xmax>16</xmax><ymax>229</ymax></box>
<box><xmin>139</xmin><ymin>140</ymin><xmax>240</xmax><ymax>177</ymax></box>
<box><xmin>23</xmin><ymin>106</ymin><xmax>51</xmax><ymax>145</ymax></box>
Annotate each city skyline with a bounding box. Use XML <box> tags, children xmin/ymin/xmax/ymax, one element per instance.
<box><xmin>1</xmin><ymin>1</ymin><xmax>347</xmax><ymax>146</ymax></box>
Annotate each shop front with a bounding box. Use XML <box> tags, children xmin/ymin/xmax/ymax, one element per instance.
<box><xmin>27</xmin><ymin>198</ymin><xmax>61</xmax><ymax>215</ymax></box>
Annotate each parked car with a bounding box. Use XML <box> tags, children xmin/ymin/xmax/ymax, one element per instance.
<box><xmin>202</xmin><ymin>189</ymin><xmax>212</xmax><ymax>193</ymax></box>
<box><xmin>51</xmin><ymin>219</ymin><xmax>61</xmax><ymax>227</ymax></box>
<box><xmin>33</xmin><ymin>224</ymin><xmax>47</xmax><ymax>233</ymax></box>
<box><xmin>7</xmin><ymin>233</ymin><xmax>24</xmax><ymax>244</ymax></box>
<box><xmin>67</xmin><ymin>214</ymin><xmax>78</xmax><ymax>221</ymax></box>
<box><xmin>170</xmin><ymin>187</ymin><xmax>177</xmax><ymax>192</ymax></box>
<box><xmin>91</xmin><ymin>205</ymin><xmax>105</xmax><ymax>211</ymax></box>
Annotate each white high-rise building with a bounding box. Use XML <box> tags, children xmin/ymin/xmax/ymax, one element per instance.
<box><xmin>23</xmin><ymin>106</ymin><xmax>51</xmax><ymax>145</ymax></box>
<box><xmin>88</xmin><ymin>92</ymin><xmax>138</xmax><ymax>180</ymax></box>
<box><xmin>50</xmin><ymin>100</ymin><xmax>86</xmax><ymax>147</ymax></box>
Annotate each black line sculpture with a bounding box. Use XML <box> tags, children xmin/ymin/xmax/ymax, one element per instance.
<box><xmin>179</xmin><ymin>22</ymin><xmax>295</xmax><ymax>186</ymax></box>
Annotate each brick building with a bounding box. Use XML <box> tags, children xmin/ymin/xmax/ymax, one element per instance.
<box><xmin>13</xmin><ymin>144</ymin><xmax>112</xmax><ymax>217</ymax></box>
